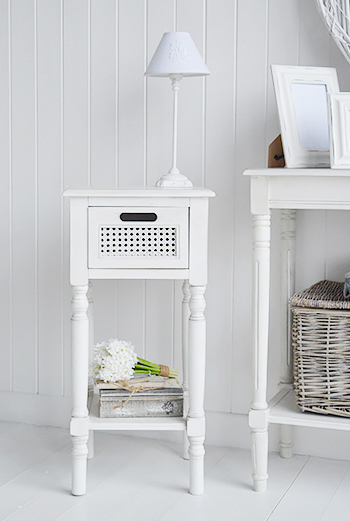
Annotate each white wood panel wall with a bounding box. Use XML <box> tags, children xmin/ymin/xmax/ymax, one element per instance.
<box><xmin>1</xmin><ymin>0</ymin><xmax>350</xmax><ymax>441</ymax></box>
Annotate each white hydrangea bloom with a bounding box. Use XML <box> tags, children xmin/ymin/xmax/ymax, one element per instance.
<box><xmin>91</xmin><ymin>338</ymin><xmax>138</xmax><ymax>382</ymax></box>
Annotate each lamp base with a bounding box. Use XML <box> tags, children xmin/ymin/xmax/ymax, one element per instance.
<box><xmin>155</xmin><ymin>167</ymin><xmax>193</xmax><ymax>188</ymax></box>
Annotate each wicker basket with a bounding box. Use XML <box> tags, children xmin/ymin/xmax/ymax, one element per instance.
<box><xmin>291</xmin><ymin>280</ymin><xmax>350</xmax><ymax>418</ymax></box>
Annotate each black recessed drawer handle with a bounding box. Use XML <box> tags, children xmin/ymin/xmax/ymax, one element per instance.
<box><xmin>120</xmin><ymin>212</ymin><xmax>158</xmax><ymax>222</ymax></box>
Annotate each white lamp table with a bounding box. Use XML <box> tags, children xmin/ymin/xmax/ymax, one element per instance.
<box><xmin>244</xmin><ymin>168</ymin><xmax>350</xmax><ymax>492</ymax></box>
<box><xmin>63</xmin><ymin>187</ymin><xmax>215</xmax><ymax>496</ymax></box>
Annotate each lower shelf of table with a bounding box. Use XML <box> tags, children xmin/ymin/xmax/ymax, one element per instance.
<box><xmin>88</xmin><ymin>393</ymin><xmax>187</xmax><ymax>432</ymax></box>
<box><xmin>269</xmin><ymin>387</ymin><xmax>350</xmax><ymax>431</ymax></box>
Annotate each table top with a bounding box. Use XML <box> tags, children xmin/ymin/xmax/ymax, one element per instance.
<box><xmin>63</xmin><ymin>187</ymin><xmax>216</xmax><ymax>198</ymax></box>
<box><xmin>245</xmin><ymin>168</ymin><xmax>350</xmax><ymax>213</ymax></box>
<box><xmin>244</xmin><ymin>168</ymin><xmax>350</xmax><ymax>177</ymax></box>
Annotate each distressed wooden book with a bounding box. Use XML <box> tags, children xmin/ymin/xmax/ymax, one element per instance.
<box><xmin>96</xmin><ymin>376</ymin><xmax>184</xmax><ymax>418</ymax></box>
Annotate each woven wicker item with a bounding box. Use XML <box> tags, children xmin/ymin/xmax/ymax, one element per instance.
<box><xmin>291</xmin><ymin>280</ymin><xmax>350</xmax><ymax>417</ymax></box>
<box><xmin>290</xmin><ymin>279</ymin><xmax>350</xmax><ymax>310</ymax></box>
<box><xmin>315</xmin><ymin>0</ymin><xmax>350</xmax><ymax>65</ymax></box>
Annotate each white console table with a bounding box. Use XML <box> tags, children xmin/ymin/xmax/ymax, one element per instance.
<box><xmin>63</xmin><ymin>187</ymin><xmax>215</xmax><ymax>497</ymax></box>
<box><xmin>244</xmin><ymin>168</ymin><xmax>350</xmax><ymax>492</ymax></box>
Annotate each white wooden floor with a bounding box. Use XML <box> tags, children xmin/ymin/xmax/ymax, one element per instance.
<box><xmin>1</xmin><ymin>422</ymin><xmax>350</xmax><ymax>521</ymax></box>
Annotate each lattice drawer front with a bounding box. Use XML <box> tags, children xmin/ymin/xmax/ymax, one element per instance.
<box><xmin>99</xmin><ymin>226</ymin><xmax>177</xmax><ymax>257</ymax></box>
<box><xmin>88</xmin><ymin>206</ymin><xmax>188</xmax><ymax>269</ymax></box>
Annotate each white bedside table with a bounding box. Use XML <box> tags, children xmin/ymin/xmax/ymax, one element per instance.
<box><xmin>63</xmin><ymin>187</ymin><xmax>215</xmax><ymax>496</ymax></box>
<box><xmin>244</xmin><ymin>168</ymin><xmax>350</xmax><ymax>492</ymax></box>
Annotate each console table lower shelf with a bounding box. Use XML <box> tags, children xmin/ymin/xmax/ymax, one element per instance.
<box><xmin>249</xmin><ymin>387</ymin><xmax>350</xmax><ymax>491</ymax></box>
<box><xmin>269</xmin><ymin>388</ymin><xmax>350</xmax><ymax>432</ymax></box>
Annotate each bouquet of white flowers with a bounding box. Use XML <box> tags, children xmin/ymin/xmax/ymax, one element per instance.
<box><xmin>91</xmin><ymin>338</ymin><xmax>178</xmax><ymax>383</ymax></box>
<box><xmin>91</xmin><ymin>339</ymin><xmax>138</xmax><ymax>383</ymax></box>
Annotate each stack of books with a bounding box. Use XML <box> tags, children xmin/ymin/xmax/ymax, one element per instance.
<box><xmin>95</xmin><ymin>375</ymin><xmax>183</xmax><ymax>418</ymax></box>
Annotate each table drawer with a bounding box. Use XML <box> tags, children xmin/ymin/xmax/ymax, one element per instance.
<box><xmin>88</xmin><ymin>206</ymin><xmax>189</xmax><ymax>269</ymax></box>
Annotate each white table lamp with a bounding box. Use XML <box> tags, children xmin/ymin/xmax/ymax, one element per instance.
<box><xmin>145</xmin><ymin>32</ymin><xmax>210</xmax><ymax>187</ymax></box>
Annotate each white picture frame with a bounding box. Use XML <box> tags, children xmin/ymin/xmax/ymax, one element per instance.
<box><xmin>271</xmin><ymin>65</ymin><xmax>340</xmax><ymax>168</ymax></box>
<box><xmin>328</xmin><ymin>92</ymin><xmax>350</xmax><ymax>168</ymax></box>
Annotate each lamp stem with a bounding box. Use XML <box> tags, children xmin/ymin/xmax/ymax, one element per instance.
<box><xmin>155</xmin><ymin>74</ymin><xmax>192</xmax><ymax>187</ymax></box>
<box><xmin>171</xmin><ymin>77</ymin><xmax>180</xmax><ymax>172</ymax></box>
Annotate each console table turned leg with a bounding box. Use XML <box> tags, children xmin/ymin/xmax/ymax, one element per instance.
<box><xmin>188</xmin><ymin>284</ymin><xmax>206</xmax><ymax>495</ymax></box>
<box><xmin>72</xmin><ymin>434</ymin><xmax>89</xmax><ymax>495</ymax></box>
<box><xmin>280</xmin><ymin>424</ymin><xmax>293</xmax><ymax>459</ymax></box>
<box><xmin>87</xmin><ymin>283</ymin><xmax>94</xmax><ymax>460</ymax></box>
<box><xmin>182</xmin><ymin>280</ymin><xmax>190</xmax><ymax>460</ymax></box>
<box><xmin>71</xmin><ymin>284</ymin><xmax>89</xmax><ymax>496</ymax></box>
<box><xmin>279</xmin><ymin>210</ymin><xmax>296</xmax><ymax>460</ymax></box>
<box><xmin>280</xmin><ymin>210</ymin><xmax>296</xmax><ymax>386</ymax></box>
<box><xmin>249</xmin><ymin>214</ymin><xmax>271</xmax><ymax>492</ymax></box>
<box><xmin>251</xmin><ymin>427</ymin><xmax>268</xmax><ymax>492</ymax></box>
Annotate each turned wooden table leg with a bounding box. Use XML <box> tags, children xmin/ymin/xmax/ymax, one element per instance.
<box><xmin>249</xmin><ymin>214</ymin><xmax>271</xmax><ymax>492</ymax></box>
<box><xmin>182</xmin><ymin>280</ymin><xmax>190</xmax><ymax>460</ymax></box>
<box><xmin>279</xmin><ymin>210</ymin><xmax>296</xmax><ymax>458</ymax></box>
<box><xmin>70</xmin><ymin>284</ymin><xmax>89</xmax><ymax>496</ymax></box>
<box><xmin>188</xmin><ymin>284</ymin><xmax>206</xmax><ymax>495</ymax></box>
<box><xmin>87</xmin><ymin>282</ymin><xmax>95</xmax><ymax>460</ymax></box>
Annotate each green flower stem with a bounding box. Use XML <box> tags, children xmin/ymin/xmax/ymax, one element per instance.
<box><xmin>137</xmin><ymin>357</ymin><xmax>158</xmax><ymax>369</ymax></box>
<box><xmin>135</xmin><ymin>357</ymin><xmax>178</xmax><ymax>378</ymax></box>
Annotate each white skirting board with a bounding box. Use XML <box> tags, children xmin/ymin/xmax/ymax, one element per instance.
<box><xmin>1</xmin><ymin>391</ymin><xmax>350</xmax><ymax>462</ymax></box>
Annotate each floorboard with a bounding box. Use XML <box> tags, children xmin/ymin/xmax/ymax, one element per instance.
<box><xmin>267</xmin><ymin>457</ymin><xmax>350</xmax><ymax>521</ymax></box>
<box><xmin>316</xmin><ymin>465</ymin><xmax>350</xmax><ymax>521</ymax></box>
<box><xmin>1</xmin><ymin>421</ymin><xmax>350</xmax><ymax>521</ymax></box>
<box><xmin>108</xmin><ymin>446</ymin><xmax>230</xmax><ymax>521</ymax></box>
<box><xmin>161</xmin><ymin>450</ymin><xmax>308</xmax><ymax>521</ymax></box>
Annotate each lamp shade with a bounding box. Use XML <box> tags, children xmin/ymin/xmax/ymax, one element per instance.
<box><xmin>145</xmin><ymin>32</ymin><xmax>210</xmax><ymax>77</ymax></box>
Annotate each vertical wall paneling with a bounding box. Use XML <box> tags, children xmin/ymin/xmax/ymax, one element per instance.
<box><xmin>330</xmin><ymin>37</ymin><xmax>350</xmax><ymax>91</ymax></box>
<box><xmin>91</xmin><ymin>280</ymin><xmax>117</xmax><ymax>348</ymax></box>
<box><xmin>116</xmin><ymin>280</ymin><xmax>146</xmax><ymax>359</ymax></box>
<box><xmin>295</xmin><ymin>211</ymin><xmax>327</xmax><ymax>292</ymax></box>
<box><xmin>61</xmin><ymin>0</ymin><xmax>71</xmax><ymax>397</ymax></box>
<box><xmin>118</xmin><ymin>0</ymin><xmax>146</xmax><ymax>186</ymax></box>
<box><xmin>90</xmin><ymin>0</ymin><xmax>116</xmax><ymax>188</ymax></box>
<box><xmin>146</xmin><ymin>0</ymin><xmax>174</xmax><ymax>186</ymax></box>
<box><xmin>176</xmin><ymin>0</ymin><xmax>205</xmax><ymax>187</ymax></box>
<box><xmin>88</xmin><ymin>0</ymin><xmax>91</xmax><ymax>186</ymax></box>
<box><xmin>143</xmin><ymin>0</ymin><xmax>148</xmax><ymax>184</ymax></box>
<box><xmin>145</xmin><ymin>280</ymin><xmax>174</xmax><ymax>370</ymax></box>
<box><xmin>325</xmin><ymin>212</ymin><xmax>350</xmax><ymax>282</ymax></box>
<box><xmin>115</xmin><ymin>0</ymin><xmax>119</xmax><ymax>184</ymax></box>
<box><xmin>11</xmin><ymin>0</ymin><xmax>37</xmax><ymax>393</ymax></box>
<box><xmin>205</xmin><ymin>0</ymin><xmax>236</xmax><ymax>413</ymax></box>
<box><xmin>173</xmin><ymin>280</ymin><xmax>184</xmax><ymax>382</ymax></box>
<box><xmin>37</xmin><ymin>0</ymin><xmax>63</xmax><ymax>395</ymax></box>
<box><xmin>231</xmin><ymin>0</ymin><xmax>269</xmax><ymax>414</ymax></box>
<box><xmin>63</xmin><ymin>196</ymin><xmax>71</xmax><ymax>397</ymax></box>
<box><xmin>299</xmin><ymin>0</ymin><xmax>331</xmax><ymax>67</ymax></box>
<box><xmin>0</xmin><ymin>0</ymin><xmax>11</xmax><ymax>390</ymax></box>
<box><xmin>63</xmin><ymin>0</ymin><xmax>89</xmax><ymax>189</ymax></box>
<box><xmin>266</xmin><ymin>0</ymin><xmax>299</xmax><ymax>147</ymax></box>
